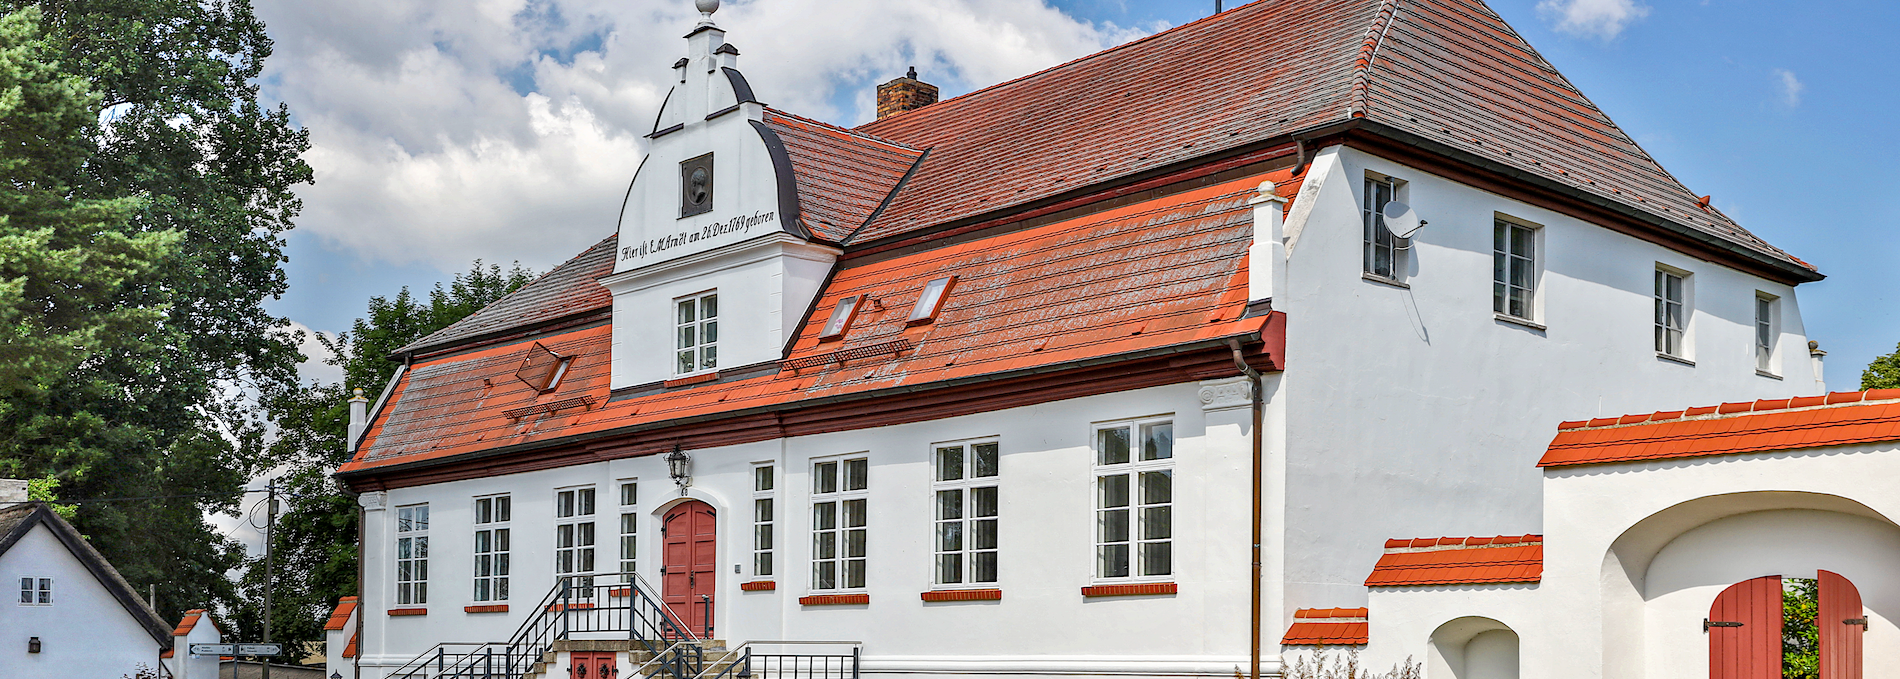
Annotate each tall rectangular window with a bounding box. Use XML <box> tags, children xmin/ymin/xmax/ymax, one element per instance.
<box><xmin>675</xmin><ymin>292</ymin><xmax>719</xmax><ymax>375</ymax></box>
<box><xmin>1095</xmin><ymin>420</ymin><xmax>1173</xmax><ymax>580</ymax></box>
<box><xmin>1655</xmin><ymin>269</ymin><xmax>1687</xmax><ymax>357</ymax></box>
<box><xmin>1363</xmin><ymin>176</ymin><xmax>1399</xmax><ymax>279</ymax></box>
<box><xmin>395</xmin><ymin>504</ymin><xmax>429</xmax><ymax>605</ymax></box>
<box><xmin>556</xmin><ymin>487</ymin><xmax>597</xmax><ymax>590</ymax></box>
<box><xmin>618</xmin><ymin>481</ymin><xmax>638</xmax><ymax>582</ymax></box>
<box><xmin>1756</xmin><ymin>295</ymin><xmax>1776</xmax><ymax>374</ymax></box>
<box><xmin>1493</xmin><ymin>219</ymin><xmax>1536</xmax><ymax>320</ymax></box>
<box><xmin>753</xmin><ymin>465</ymin><xmax>775</xmax><ymax>577</ymax></box>
<box><xmin>811</xmin><ymin>457</ymin><xmax>868</xmax><ymax>591</ymax></box>
<box><xmin>17</xmin><ymin>577</ymin><xmax>51</xmax><ymax>605</ymax></box>
<box><xmin>472</xmin><ymin>496</ymin><xmax>510</xmax><ymax>602</ymax></box>
<box><xmin>932</xmin><ymin>440</ymin><xmax>999</xmax><ymax>586</ymax></box>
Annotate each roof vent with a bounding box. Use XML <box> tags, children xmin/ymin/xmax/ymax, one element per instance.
<box><xmin>876</xmin><ymin>66</ymin><xmax>939</xmax><ymax>119</ymax></box>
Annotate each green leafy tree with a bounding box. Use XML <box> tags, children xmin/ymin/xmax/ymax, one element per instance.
<box><xmin>1783</xmin><ymin>578</ymin><xmax>1818</xmax><ymax>679</ymax></box>
<box><xmin>235</xmin><ymin>261</ymin><xmax>534</xmax><ymax>650</ymax></box>
<box><xmin>0</xmin><ymin>0</ymin><xmax>312</xmax><ymax>624</ymax></box>
<box><xmin>1862</xmin><ymin>343</ymin><xmax>1900</xmax><ymax>391</ymax></box>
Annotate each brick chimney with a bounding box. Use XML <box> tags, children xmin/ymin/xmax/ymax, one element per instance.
<box><xmin>876</xmin><ymin>66</ymin><xmax>939</xmax><ymax>119</ymax></box>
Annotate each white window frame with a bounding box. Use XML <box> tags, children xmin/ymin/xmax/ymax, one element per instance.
<box><xmin>472</xmin><ymin>495</ymin><xmax>511</xmax><ymax>602</ymax></box>
<box><xmin>1362</xmin><ymin>173</ymin><xmax>1404</xmax><ymax>282</ymax></box>
<box><xmin>1493</xmin><ymin>216</ymin><xmax>1540</xmax><ymax>323</ymax></box>
<box><xmin>555</xmin><ymin>486</ymin><xmax>598</xmax><ymax>591</ymax></box>
<box><xmin>1655</xmin><ymin>266</ymin><xmax>1692</xmax><ymax>361</ymax></box>
<box><xmin>1093</xmin><ymin>418</ymin><xmax>1175</xmax><ymax>583</ymax></box>
<box><xmin>395</xmin><ymin>504</ymin><xmax>429</xmax><ymax>606</ymax></box>
<box><xmin>617</xmin><ymin>480</ymin><xmax>638</xmax><ymax>583</ymax></box>
<box><xmin>752</xmin><ymin>464</ymin><xmax>775</xmax><ymax>578</ymax></box>
<box><xmin>931</xmin><ymin>438</ymin><xmax>1000</xmax><ymax>587</ymax></box>
<box><xmin>674</xmin><ymin>291</ymin><xmax>719</xmax><ymax>376</ymax></box>
<box><xmin>17</xmin><ymin>577</ymin><xmax>51</xmax><ymax>606</ymax></box>
<box><xmin>1755</xmin><ymin>293</ymin><xmax>1779</xmax><ymax>376</ymax></box>
<box><xmin>810</xmin><ymin>455</ymin><xmax>868</xmax><ymax>592</ymax></box>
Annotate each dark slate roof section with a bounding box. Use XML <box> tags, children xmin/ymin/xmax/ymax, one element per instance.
<box><xmin>762</xmin><ymin>109</ymin><xmax>923</xmax><ymax>243</ymax></box>
<box><xmin>852</xmin><ymin>0</ymin><xmax>1812</xmax><ymax>275</ymax></box>
<box><xmin>396</xmin><ymin>235</ymin><xmax>619</xmax><ymax>357</ymax></box>
<box><xmin>0</xmin><ymin>503</ymin><xmax>173</xmax><ymax>648</ymax></box>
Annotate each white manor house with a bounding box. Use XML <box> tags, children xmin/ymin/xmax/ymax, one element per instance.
<box><xmin>325</xmin><ymin>1</ymin><xmax>1896</xmax><ymax>678</ymax></box>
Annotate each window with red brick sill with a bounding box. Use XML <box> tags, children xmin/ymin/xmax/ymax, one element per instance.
<box><xmin>472</xmin><ymin>494</ymin><xmax>510</xmax><ymax>603</ymax></box>
<box><xmin>932</xmin><ymin>439</ymin><xmax>998</xmax><ymax>586</ymax></box>
<box><xmin>395</xmin><ymin>504</ymin><xmax>428</xmax><ymax>605</ymax></box>
<box><xmin>1094</xmin><ymin>418</ymin><xmax>1173</xmax><ymax>581</ymax></box>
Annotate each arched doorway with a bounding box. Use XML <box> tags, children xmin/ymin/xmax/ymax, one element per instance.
<box><xmin>662</xmin><ymin>500</ymin><xmax>717</xmax><ymax>636</ymax></box>
<box><xmin>1427</xmin><ymin>616</ymin><xmax>1519</xmax><ymax>679</ymax></box>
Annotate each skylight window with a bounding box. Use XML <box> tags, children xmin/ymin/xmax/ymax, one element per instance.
<box><xmin>820</xmin><ymin>296</ymin><xmax>862</xmax><ymax>340</ymax></box>
<box><xmin>909</xmin><ymin>276</ymin><xmax>957</xmax><ymax>325</ymax></box>
<box><xmin>514</xmin><ymin>342</ymin><xmax>570</xmax><ymax>393</ymax></box>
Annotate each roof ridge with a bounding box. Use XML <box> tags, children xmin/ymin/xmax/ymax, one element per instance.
<box><xmin>855</xmin><ymin>1</ymin><xmax>1276</xmax><ymax>134</ymax></box>
<box><xmin>1381</xmin><ymin>534</ymin><xmax>1542</xmax><ymax>553</ymax></box>
<box><xmin>765</xmin><ymin>107</ymin><xmax>918</xmax><ymax>152</ymax></box>
<box><xmin>1556</xmin><ymin>389</ymin><xmax>1900</xmax><ymax>432</ymax></box>
<box><xmin>1350</xmin><ymin>0</ymin><xmax>1402</xmax><ymax>118</ymax></box>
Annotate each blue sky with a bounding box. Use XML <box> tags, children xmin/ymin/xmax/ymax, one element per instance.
<box><xmin>257</xmin><ymin>0</ymin><xmax>1898</xmax><ymax>390</ymax></box>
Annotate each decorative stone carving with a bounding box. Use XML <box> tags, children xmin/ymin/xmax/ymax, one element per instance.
<box><xmin>1198</xmin><ymin>377</ymin><xmax>1253</xmax><ymax>411</ymax></box>
<box><xmin>358</xmin><ymin>491</ymin><xmax>388</xmax><ymax>511</ymax></box>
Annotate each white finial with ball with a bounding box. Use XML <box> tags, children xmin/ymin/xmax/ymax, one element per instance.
<box><xmin>696</xmin><ymin>0</ymin><xmax>719</xmax><ymax>16</ymax></box>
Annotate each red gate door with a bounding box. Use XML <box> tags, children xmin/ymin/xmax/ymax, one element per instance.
<box><xmin>568</xmin><ymin>651</ymin><xmax>618</xmax><ymax>679</ymax></box>
<box><xmin>1818</xmin><ymin>570</ymin><xmax>1865</xmax><ymax>679</ymax></box>
<box><xmin>1709</xmin><ymin>575</ymin><xmax>1782</xmax><ymax>679</ymax></box>
<box><xmin>662</xmin><ymin>501</ymin><xmax>717</xmax><ymax>635</ymax></box>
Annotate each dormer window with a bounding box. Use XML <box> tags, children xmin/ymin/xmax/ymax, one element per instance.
<box><xmin>681</xmin><ymin>153</ymin><xmax>714</xmax><ymax>218</ymax></box>
<box><xmin>908</xmin><ymin>276</ymin><xmax>957</xmax><ymax>325</ymax></box>
<box><xmin>820</xmin><ymin>296</ymin><xmax>863</xmax><ymax>341</ymax></box>
<box><xmin>676</xmin><ymin>291</ymin><xmax>719</xmax><ymax>374</ymax></box>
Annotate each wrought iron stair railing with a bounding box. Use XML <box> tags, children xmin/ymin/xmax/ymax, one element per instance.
<box><xmin>387</xmin><ymin>572</ymin><xmax>700</xmax><ymax>679</ymax></box>
<box><xmin>697</xmin><ymin>641</ymin><xmax>862</xmax><ymax>679</ymax></box>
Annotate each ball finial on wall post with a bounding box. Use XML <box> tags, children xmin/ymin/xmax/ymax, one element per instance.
<box><xmin>695</xmin><ymin>0</ymin><xmax>720</xmax><ymax>15</ymax></box>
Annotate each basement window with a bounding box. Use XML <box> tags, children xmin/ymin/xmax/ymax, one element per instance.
<box><xmin>908</xmin><ymin>276</ymin><xmax>958</xmax><ymax>325</ymax></box>
<box><xmin>820</xmin><ymin>296</ymin><xmax>863</xmax><ymax>341</ymax></box>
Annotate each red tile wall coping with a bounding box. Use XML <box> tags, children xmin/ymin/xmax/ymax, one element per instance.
<box><xmin>1294</xmin><ymin>607</ymin><xmax>1368</xmax><ymax>619</ymax></box>
<box><xmin>324</xmin><ymin>597</ymin><xmax>358</xmax><ymax>630</ymax></box>
<box><xmin>920</xmin><ymin>589</ymin><xmax>1002</xmax><ymax>602</ymax></box>
<box><xmin>799</xmin><ymin>594</ymin><xmax>869</xmax><ymax>606</ymax></box>
<box><xmin>1080</xmin><ymin>582</ymin><xmax>1178</xmax><ymax>597</ymax></box>
<box><xmin>1382</xmin><ymin>535</ymin><xmax>1541</xmax><ymax>552</ymax></box>
<box><xmin>1365</xmin><ymin>541</ymin><xmax>1543</xmax><ymax>587</ymax></box>
<box><xmin>343</xmin><ymin>633</ymin><xmax>358</xmax><ymax>658</ymax></box>
<box><xmin>1555</xmin><ymin>390</ymin><xmax>1900</xmax><ymax>431</ymax></box>
<box><xmin>387</xmin><ymin>608</ymin><xmax>428</xmax><ymax>616</ymax></box>
<box><xmin>1281</xmin><ymin>621</ymin><xmax>1370</xmax><ymax>646</ymax></box>
<box><xmin>740</xmin><ymin>581</ymin><xmax>777</xmax><ymax>591</ymax></box>
<box><xmin>464</xmin><ymin>605</ymin><xmax>509</xmax><ymax>614</ymax></box>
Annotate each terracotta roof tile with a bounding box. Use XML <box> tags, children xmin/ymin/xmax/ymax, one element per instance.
<box><xmin>1282</xmin><ymin>607</ymin><xmax>1370</xmax><ymax>645</ymax></box>
<box><xmin>1539</xmin><ymin>390</ymin><xmax>1900</xmax><ymax>468</ymax></box>
<box><xmin>1365</xmin><ymin>535</ymin><xmax>1543</xmax><ymax>587</ymax></box>
<box><xmin>344</xmin><ymin>175</ymin><xmax>1286</xmax><ymax>472</ymax></box>
<box><xmin>325</xmin><ymin>596</ymin><xmax>359</xmax><ymax>631</ymax></box>
<box><xmin>397</xmin><ymin>236</ymin><xmax>618</xmax><ymax>356</ymax></box>
<box><xmin>762</xmin><ymin>109</ymin><xmax>922</xmax><ymax>243</ymax></box>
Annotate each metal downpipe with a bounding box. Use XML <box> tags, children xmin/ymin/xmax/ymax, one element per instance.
<box><xmin>1226</xmin><ymin>338</ymin><xmax>1265</xmax><ymax>679</ymax></box>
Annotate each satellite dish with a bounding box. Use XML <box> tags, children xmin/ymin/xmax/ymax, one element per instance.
<box><xmin>1381</xmin><ymin>201</ymin><xmax>1427</xmax><ymax>240</ymax></box>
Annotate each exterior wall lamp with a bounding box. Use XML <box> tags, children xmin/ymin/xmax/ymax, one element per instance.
<box><xmin>27</xmin><ymin>636</ymin><xmax>40</xmax><ymax>653</ymax></box>
<box><xmin>667</xmin><ymin>444</ymin><xmax>693</xmax><ymax>495</ymax></box>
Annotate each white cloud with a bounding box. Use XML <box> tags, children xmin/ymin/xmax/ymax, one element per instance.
<box><xmin>254</xmin><ymin>0</ymin><xmax>1155</xmax><ymax>272</ymax></box>
<box><xmin>284</xmin><ymin>320</ymin><xmax>346</xmax><ymax>386</ymax></box>
<box><xmin>1772</xmin><ymin>68</ymin><xmax>1803</xmax><ymax>107</ymax></box>
<box><xmin>1536</xmin><ymin>0</ymin><xmax>1650</xmax><ymax>40</ymax></box>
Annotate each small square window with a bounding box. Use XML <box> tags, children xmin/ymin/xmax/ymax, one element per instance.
<box><xmin>908</xmin><ymin>277</ymin><xmax>957</xmax><ymax>325</ymax></box>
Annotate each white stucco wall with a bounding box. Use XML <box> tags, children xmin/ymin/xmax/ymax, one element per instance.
<box><xmin>1362</xmin><ymin>442</ymin><xmax>1900</xmax><ymax>678</ymax></box>
<box><xmin>1273</xmin><ymin>144</ymin><xmax>1817</xmax><ymax>616</ymax></box>
<box><xmin>350</xmin><ymin>380</ymin><xmax>1267</xmax><ymax>678</ymax></box>
<box><xmin>167</xmin><ymin>613</ymin><xmax>224</xmax><ymax>679</ymax></box>
<box><xmin>0</xmin><ymin>523</ymin><xmax>163</xmax><ymax>678</ymax></box>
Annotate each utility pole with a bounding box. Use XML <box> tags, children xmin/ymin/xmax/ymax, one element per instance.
<box><xmin>263</xmin><ymin>479</ymin><xmax>278</xmax><ymax>679</ymax></box>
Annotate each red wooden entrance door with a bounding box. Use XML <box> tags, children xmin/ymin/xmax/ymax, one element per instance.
<box><xmin>568</xmin><ymin>651</ymin><xmax>617</xmax><ymax>679</ymax></box>
<box><xmin>1818</xmin><ymin>570</ymin><xmax>1864</xmax><ymax>679</ymax></box>
<box><xmin>662</xmin><ymin>501</ymin><xmax>717</xmax><ymax>635</ymax></box>
<box><xmin>1708</xmin><ymin>575</ymin><xmax>1782</xmax><ymax>679</ymax></box>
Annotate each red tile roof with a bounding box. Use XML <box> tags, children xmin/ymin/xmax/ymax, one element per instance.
<box><xmin>162</xmin><ymin>609</ymin><xmax>219</xmax><ymax>657</ymax></box>
<box><xmin>762</xmin><ymin>109</ymin><xmax>922</xmax><ymax>243</ymax></box>
<box><xmin>849</xmin><ymin>0</ymin><xmax>1809</xmax><ymax>278</ymax></box>
<box><xmin>1282</xmin><ymin>608</ymin><xmax>1370</xmax><ymax>646</ymax></box>
<box><xmin>397</xmin><ymin>235</ymin><xmax>618</xmax><ymax>356</ymax></box>
<box><xmin>343</xmin><ymin>633</ymin><xmax>359</xmax><ymax>658</ymax></box>
<box><xmin>1364</xmin><ymin>535</ymin><xmax>1542</xmax><ymax>587</ymax></box>
<box><xmin>325</xmin><ymin>596</ymin><xmax>359</xmax><ymax>631</ymax></box>
<box><xmin>1539</xmin><ymin>389</ymin><xmax>1900</xmax><ymax>468</ymax></box>
<box><xmin>343</xmin><ymin>175</ymin><xmax>1284</xmax><ymax>473</ymax></box>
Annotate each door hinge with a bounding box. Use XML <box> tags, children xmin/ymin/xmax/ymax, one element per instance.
<box><xmin>1704</xmin><ymin>619</ymin><xmax>1744</xmax><ymax>631</ymax></box>
<box><xmin>1845</xmin><ymin>617</ymin><xmax>1869</xmax><ymax>630</ymax></box>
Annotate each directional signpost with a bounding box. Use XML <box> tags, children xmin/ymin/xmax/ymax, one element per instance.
<box><xmin>189</xmin><ymin>644</ymin><xmax>235</xmax><ymax>656</ymax></box>
<box><xmin>189</xmin><ymin>643</ymin><xmax>281</xmax><ymax>656</ymax></box>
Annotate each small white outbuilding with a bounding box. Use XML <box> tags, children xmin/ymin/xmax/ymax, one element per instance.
<box><xmin>0</xmin><ymin>500</ymin><xmax>175</xmax><ymax>678</ymax></box>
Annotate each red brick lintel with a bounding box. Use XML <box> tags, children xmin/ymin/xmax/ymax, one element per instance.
<box><xmin>1080</xmin><ymin>582</ymin><xmax>1178</xmax><ymax>598</ymax></box>
<box><xmin>387</xmin><ymin>608</ymin><xmax>428</xmax><ymax>616</ymax></box>
<box><xmin>741</xmin><ymin>581</ymin><xmax>777</xmax><ymax>591</ymax></box>
<box><xmin>921</xmin><ymin>589</ymin><xmax>1001</xmax><ymax>602</ymax></box>
<box><xmin>799</xmin><ymin>594</ymin><xmax>869</xmax><ymax>606</ymax></box>
<box><xmin>464</xmin><ymin>605</ymin><xmax>509</xmax><ymax>614</ymax></box>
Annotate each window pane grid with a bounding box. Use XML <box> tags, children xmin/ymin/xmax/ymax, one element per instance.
<box><xmin>1493</xmin><ymin>220</ymin><xmax>1535</xmax><ymax>320</ymax></box>
<box><xmin>1363</xmin><ymin>178</ymin><xmax>1397</xmax><ymax>278</ymax></box>
<box><xmin>1655</xmin><ymin>271</ymin><xmax>1686</xmax><ymax>356</ymax></box>
<box><xmin>1756</xmin><ymin>296</ymin><xmax>1774</xmax><ymax>373</ymax></box>
<box><xmin>811</xmin><ymin>457</ymin><xmax>867</xmax><ymax>591</ymax></box>
<box><xmin>618</xmin><ymin>481</ymin><xmax>637</xmax><ymax>583</ymax></box>
<box><xmin>675</xmin><ymin>292</ymin><xmax>719</xmax><ymax>374</ymax></box>
<box><xmin>933</xmin><ymin>442</ymin><xmax>999</xmax><ymax>586</ymax></box>
<box><xmin>753</xmin><ymin>466</ymin><xmax>774</xmax><ymax>578</ymax></box>
<box><xmin>555</xmin><ymin>488</ymin><xmax>597</xmax><ymax>590</ymax></box>
<box><xmin>472</xmin><ymin>496</ymin><xmax>510</xmax><ymax>602</ymax></box>
<box><xmin>396</xmin><ymin>504</ymin><xmax>429</xmax><ymax>605</ymax></box>
<box><xmin>1095</xmin><ymin>422</ymin><xmax>1173</xmax><ymax>580</ymax></box>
